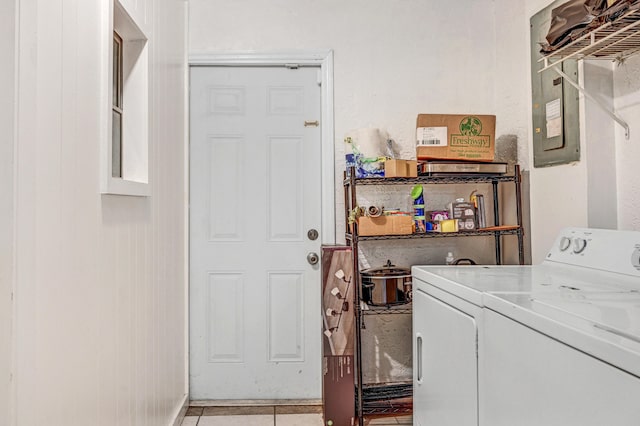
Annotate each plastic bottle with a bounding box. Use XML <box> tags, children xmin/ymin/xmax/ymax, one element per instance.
<box><xmin>344</xmin><ymin>137</ymin><xmax>356</xmax><ymax>176</ymax></box>
<box><xmin>445</xmin><ymin>252</ymin><xmax>455</xmax><ymax>265</ymax></box>
<box><xmin>411</xmin><ymin>185</ymin><xmax>426</xmax><ymax>233</ymax></box>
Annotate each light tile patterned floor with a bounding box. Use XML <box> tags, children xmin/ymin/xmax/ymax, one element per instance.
<box><xmin>180</xmin><ymin>417</ymin><xmax>198</xmax><ymax>426</ymax></box>
<box><xmin>276</xmin><ymin>414</ymin><xmax>325</xmax><ymax>426</ymax></box>
<box><xmin>196</xmin><ymin>415</ymin><xmax>283</xmax><ymax>426</ymax></box>
<box><xmin>180</xmin><ymin>405</ymin><xmax>412</xmax><ymax>426</ymax></box>
<box><xmin>367</xmin><ymin>415</ymin><xmax>412</xmax><ymax>425</ymax></box>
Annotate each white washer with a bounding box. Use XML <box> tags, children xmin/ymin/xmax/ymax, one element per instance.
<box><xmin>412</xmin><ymin>228</ymin><xmax>640</xmax><ymax>426</ymax></box>
<box><xmin>481</xmin><ymin>228</ymin><xmax>640</xmax><ymax>426</ymax></box>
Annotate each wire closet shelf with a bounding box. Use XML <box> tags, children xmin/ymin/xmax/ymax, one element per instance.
<box><xmin>539</xmin><ymin>8</ymin><xmax>640</xmax><ymax>72</ymax></box>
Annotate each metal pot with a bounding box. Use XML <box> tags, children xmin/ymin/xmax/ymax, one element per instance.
<box><xmin>453</xmin><ymin>258</ymin><xmax>476</xmax><ymax>265</ymax></box>
<box><xmin>361</xmin><ymin>260</ymin><xmax>412</xmax><ymax>306</ymax></box>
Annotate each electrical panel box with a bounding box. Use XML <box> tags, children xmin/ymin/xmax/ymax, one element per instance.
<box><xmin>530</xmin><ymin>0</ymin><xmax>581</xmax><ymax>168</ymax></box>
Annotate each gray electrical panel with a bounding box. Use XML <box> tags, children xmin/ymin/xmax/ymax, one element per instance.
<box><xmin>530</xmin><ymin>0</ymin><xmax>581</xmax><ymax>168</ymax></box>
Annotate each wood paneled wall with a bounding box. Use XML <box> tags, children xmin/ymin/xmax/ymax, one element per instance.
<box><xmin>13</xmin><ymin>0</ymin><xmax>188</xmax><ymax>424</ymax></box>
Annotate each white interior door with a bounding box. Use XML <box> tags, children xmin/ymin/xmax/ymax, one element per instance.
<box><xmin>189</xmin><ymin>66</ymin><xmax>323</xmax><ymax>400</ymax></box>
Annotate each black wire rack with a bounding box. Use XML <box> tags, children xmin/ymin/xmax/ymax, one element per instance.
<box><xmin>356</xmin><ymin>382</ymin><xmax>413</xmax><ymax>416</ymax></box>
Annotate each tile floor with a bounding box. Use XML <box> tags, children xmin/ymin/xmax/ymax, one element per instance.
<box><xmin>180</xmin><ymin>405</ymin><xmax>412</xmax><ymax>426</ymax></box>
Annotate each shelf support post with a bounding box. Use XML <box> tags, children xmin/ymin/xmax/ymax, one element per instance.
<box><xmin>515</xmin><ymin>165</ymin><xmax>525</xmax><ymax>265</ymax></box>
<box><xmin>347</xmin><ymin>166</ymin><xmax>366</xmax><ymax>426</ymax></box>
<box><xmin>492</xmin><ymin>180</ymin><xmax>502</xmax><ymax>265</ymax></box>
<box><xmin>552</xmin><ymin>65</ymin><xmax>630</xmax><ymax>139</ymax></box>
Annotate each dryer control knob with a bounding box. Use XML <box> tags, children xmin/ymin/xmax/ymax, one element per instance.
<box><xmin>631</xmin><ymin>247</ymin><xmax>640</xmax><ymax>271</ymax></box>
<box><xmin>573</xmin><ymin>238</ymin><xmax>587</xmax><ymax>254</ymax></box>
<box><xmin>559</xmin><ymin>236</ymin><xmax>571</xmax><ymax>251</ymax></box>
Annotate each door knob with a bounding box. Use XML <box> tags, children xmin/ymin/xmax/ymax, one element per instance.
<box><xmin>307</xmin><ymin>229</ymin><xmax>319</xmax><ymax>241</ymax></box>
<box><xmin>307</xmin><ymin>252</ymin><xmax>319</xmax><ymax>265</ymax></box>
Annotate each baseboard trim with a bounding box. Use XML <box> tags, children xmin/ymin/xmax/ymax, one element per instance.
<box><xmin>189</xmin><ymin>399</ymin><xmax>322</xmax><ymax>407</ymax></box>
<box><xmin>171</xmin><ymin>393</ymin><xmax>189</xmax><ymax>426</ymax></box>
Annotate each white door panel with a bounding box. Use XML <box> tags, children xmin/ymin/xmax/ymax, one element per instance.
<box><xmin>190</xmin><ymin>66</ymin><xmax>322</xmax><ymax>400</ymax></box>
<box><xmin>413</xmin><ymin>288</ymin><xmax>478</xmax><ymax>426</ymax></box>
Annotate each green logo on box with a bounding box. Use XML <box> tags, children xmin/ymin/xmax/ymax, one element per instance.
<box><xmin>459</xmin><ymin>116</ymin><xmax>482</xmax><ymax>136</ymax></box>
<box><xmin>451</xmin><ymin>116</ymin><xmax>491</xmax><ymax>148</ymax></box>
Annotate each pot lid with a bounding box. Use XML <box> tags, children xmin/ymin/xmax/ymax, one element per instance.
<box><xmin>361</xmin><ymin>259</ymin><xmax>410</xmax><ymax>276</ymax></box>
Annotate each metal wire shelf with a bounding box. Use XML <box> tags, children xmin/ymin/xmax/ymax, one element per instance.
<box><xmin>357</xmin><ymin>383</ymin><xmax>413</xmax><ymax>416</ymax></box>
<box><xmin>344</xmin><ymin>165</ymin><xmax>524</xmax><ymax>426</ymax></box>
<box><xmin>343</xmin><ymin>174</ymin><xmax>516</xmax><ymax>187</ymax></box>
<box><xmin>539</xmin><ymin>8</ymin><xmax>640</xmax><ymax>72</ymax></box>
<box><xmin>360</xmin><ymin>303</ymin><xmax>412</xmax><ymax>316</ymax></box>
<box><xmin>535</xmin><ymin>7</ymin><xmax>640</xmax><ymax>139</ymax></box>
<box><xmin>346</xmin><ymin>227</ymin><xmax>521</xmax><ymax>242</ymax></box>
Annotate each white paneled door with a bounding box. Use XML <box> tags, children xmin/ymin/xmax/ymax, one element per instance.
<box><xmin>189</xmin><ymin>66</ymin><xmax>323</xmax><ymax>400</ymax></box>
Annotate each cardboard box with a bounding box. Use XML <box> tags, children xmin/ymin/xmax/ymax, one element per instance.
<box><xmin>384</xmin><ymin>159</ymin><xmax>418</xmax><ymax>178</ymax></box>
<box><xmin>416</xmin><ymin>114</ymin><xmax>496</xmax><ymax>162</ymax></box>
<box><xmin>357</xmin><ymin>216</ymin><xmax>414</xmax><ymax>236</ymax></box>
<box><xmin>433</xmin><ymin>219</ymin><xmax>459</xmax><ymax>233</ymax></box>
<box><xmin>451</xmin><ymin>201</ymin><xmax>477</xmax><ymax>231</ymax></box>
<box><xmin>428</xmin><ymin>210</ymin><xmax>450</xmax><ymax>221</ymax></box>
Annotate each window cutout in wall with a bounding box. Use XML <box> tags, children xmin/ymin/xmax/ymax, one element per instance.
<box><xmin>112</xmin><ymin>31</ymin><xmax>123</xmax><ymax>178</ymax></box>
<box><xmin>103</xmin><ymin>0</ymin><xmax>150</xmax><ymax>196</ymax></box>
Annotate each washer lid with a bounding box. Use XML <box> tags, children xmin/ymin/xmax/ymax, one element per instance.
<box><xmin>484</xmin><ymin>291</ymin><xmax>640</xmax><ymax>378</ymax></box>
<box><xmin>531</xmin><ymin>291</ymin><xmax>640</xmax><ymax>341</ymax></box>
<box><xmin>411</xmin><ymin>264</ymin><xmax>638</xmax><ymax>307</ymax></box>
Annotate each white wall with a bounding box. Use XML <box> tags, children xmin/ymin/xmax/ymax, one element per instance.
<box><xmin>189</xmin><ymin>0</ymin><xmax>640</xmax><ymax>387</ymax></box>
<box><xmin>500</xmin><ymin>0</ymin><xmax>590</xmax><ymax>263</ymax></box>
<box><xmin>1</xmin><ymin>0</ymin><xmax>16</xmax><ymax>424</ymax></box>
<box><xmin>494</xmin><ymin>0</ymin><xmax>640</xmax><ymax>262</ymax></box>
<box><xmin>614</xmin><ymin>54</ymin><xmax>640</xmax><ymax>229</ymax></box>
<box><xmin>493</xmin><ymin>1</ymin><xmax>531</xmax><ymax>169</ymax></box>
<box><xmin>13</xmin><ymin>0</ymin><xmax>188</xmax><ymax>425</ymax></box>
<box><xmin>189</xmin><ymin>0</ymin><xmax>498</xmax><ymax>386</ymax></box>
<box><xmin>190</xmin><ymin>0</ymin><xmax>498</xmax><ymax>241</ymax></box>
<box><xmin>583</xmin><ymin>60</ymin><xmax>617</xmax><ymax>230</ymax></box>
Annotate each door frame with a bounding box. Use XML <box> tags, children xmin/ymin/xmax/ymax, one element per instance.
<box><xmin>189</xmin><ymin>50</ymin><xmax>336</xmax><ymax>245</ymax></box>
